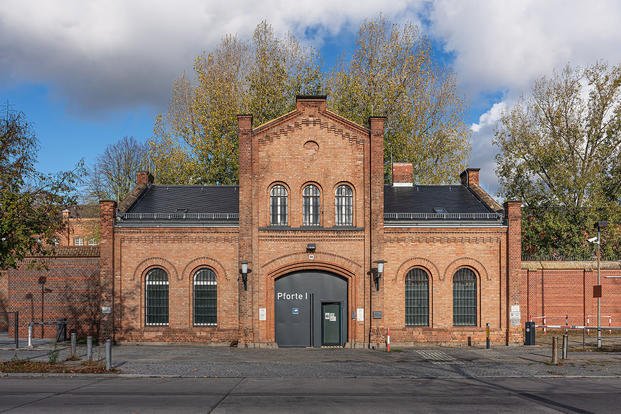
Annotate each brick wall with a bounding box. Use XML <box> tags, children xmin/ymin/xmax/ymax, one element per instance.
<box><xmin>113</xmin><ymin>226</ymin><xmax>240</xmax><ymax>343</ymax></box>
<box><xmin>521</xmin><ymin>261</ymin><xmax>621</xmax><ymax>328</ymax></box>
<box><xmin>5</xmin><ymin>248</ymin><xmax>100</xmax><ymax>339</ymax></box>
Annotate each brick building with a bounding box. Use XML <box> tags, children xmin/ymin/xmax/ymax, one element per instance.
<box><xmin>90</xmin><ymin>96</ymin><xmax>521</xmax><ymax>347</ymax></box>
<box><xmin>2</xmin><ymin>96</ymin><xmax>525</xmax><ymax>346</ymax></box>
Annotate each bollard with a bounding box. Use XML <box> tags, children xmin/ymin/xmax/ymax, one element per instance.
<box><xmin>562</xmin><ymin>334</ymin><xmax>568</xmax><ymax>360</ymax></box>
<box><xmin>71</xmin><ymin>332</ymin><xmax>77</xmax><ymax>357</ymax></box>
<box><xmin>28</xmin><ymin>323</ymin><xmax>33</xmax><ymax>348</ymax></box>
<box><xmin>105</xmin><ymin>339</ymin><xmax>112</xmax><ymax>371</ymax></box>
<box><xmin>14</xmin><ymin>311</ymin><xmax>19</xmax><ymax>349</ymax></box>
<box><xmin>87</xmin><ymin>336</ymin><xmax>93</xmax><ymax>361</ymax></box>
<box><xmin>551</xmin><ymin>336</ymin><xmax>559</xmax><ymax>365</ymax></box>
<box><xmin>485</xmin><ymin>322</ymin><xmax>491</xmax><ymax>349</ymax></box>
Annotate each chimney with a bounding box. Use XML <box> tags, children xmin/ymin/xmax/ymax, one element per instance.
<box><xmin>136</xmin><ymin>171</ymin><xmax>154</xmax><ymax>186</ymax></box>
<box><xmin>296</xmin><ymin>95</ymin><xmax>327</xmax><ymax>112</ymax></box>
<box><xmin>392</xmin><ymin>163</ymin><xmax>413</xmax><ymax>187</ymax></box>
<box><xmin>460</xmin><ymin>168</ymin><xmax>480</xmax><ymax>187</ymax></box>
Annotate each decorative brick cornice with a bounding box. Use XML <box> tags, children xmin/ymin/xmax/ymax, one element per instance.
<box><xmin>259</xmin><ymin>115</ymin><xmax>367</xmax><ymax>146</ymax></box>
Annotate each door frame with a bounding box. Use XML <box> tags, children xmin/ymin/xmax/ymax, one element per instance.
<box><xmin>321</xmin><ymin>301</ymin><xmax>341</xmax><ymax>346</ymax></box>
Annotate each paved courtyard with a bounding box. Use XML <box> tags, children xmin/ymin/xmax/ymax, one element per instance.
<box><xmin>2</xmin><ymin>337</ymin><xmax>621</xmax><ymax>379</ymax></box>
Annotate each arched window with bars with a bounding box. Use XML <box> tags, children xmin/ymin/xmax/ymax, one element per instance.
<box><xmin>270</xmin><ymin>184</ymin><xmax>288</xmax><ymax>226</ymax></box>
<box><xmin>453</xmin><ymin>268</ymin><xmax>477</xmax><ymax>326</ymax></box>
<box><xmin>145</xmin><ymin>268</ymin><xmax>169</xmax><ymax>326</ymax></box>
<box><xmin>193</xmin><ymin>268</ymin><xmax>217</xmax><ymax>326</ymax></box>
<box><xmin>335</xmin><ymin>185</ymin><xmax>353</xmax><ymax>226</ymax></box>
<box><xmin>302</xmin><ymin>184</ymin><xmax>320</xmax><ymax>226</ymax></box>
<box><xmin>405</xmin><ymin>268</ymin><xmax>429</xmax><ymax>326</ymax></box>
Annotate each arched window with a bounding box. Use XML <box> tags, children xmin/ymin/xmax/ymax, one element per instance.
<box><xmin>193</xmin><ymin>268</ymin><xmax>217</xmax><ymax>326</ymax></box>
<box><xmin>335</xmin><ymin>185</ymin><xmax>353</xmax><ymax>226</ymax></box>
<box><xmin>145</xmin><ymin>268</ymin><xmax>169</xmax><ymax>326</ymax></box>
<box><xmin>270</xmin><ymin>185</ymin><xmax>288</xmax><ymax>226</ymax></box>
<box><xmin>453</xmin><ymin>268</ymin><xmax>477</xmax><ymax>326</ymax></box>
<box><xmin>302</xmin><ymin>184</ymin><xmax>320</xmax><ymax>226</ymax></box>
<box><xmin>405</xmin><ymin>268</ymin><xmax>429</xmax><ymax>326</ymax></box>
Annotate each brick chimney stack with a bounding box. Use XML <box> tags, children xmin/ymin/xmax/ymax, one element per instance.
<box><xmin>136</xmin><ymin>171</ymin><xmax>154</xmax><ymax>186</ymax></box>
<box><xmin>460</xmin><ymin>168</ymin><xmax>480</xmax><ymax>187</ymax></box>
<box><xmin>392</xmin><ymin>163</ymin><xmax>413</xmax><ymax>186</ymax></box>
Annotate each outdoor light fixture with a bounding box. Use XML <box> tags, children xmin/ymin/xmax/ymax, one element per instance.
<box><xmin>306</xmin><ymin>243</ymin><xmax>316</xmax><ymax>253</ymax></box>
<box><xmin>240</xmin><ymin>261</ymin><xmax>251</xmax><ymax>291</ymax></box>
<box><xmin>593</xmin><ymin>220</ymin><xmax>608</xmax><ymax>349</ymax></box>
<box><xmin>372</xmin><ymin>260</ymin><xmax>386</xmax><ymax>291</ymax></box>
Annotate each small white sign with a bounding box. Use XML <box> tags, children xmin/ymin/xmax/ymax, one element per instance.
<box><xmin>510</xmin><ymin>304</ymin><xmax>521</xmax><ymax>326</ymax></box>
<box><xmin>101</xmin><ymin>306</ymin><xmax>111</xmax><ymax>314</ymax></box>
<box><xmin>329</xmin><ymin>315</ymin><xmax>337</xmax><ymax>322</ymax></box>
<box><xmin>357</xmin><ymin>308</ymin><xmax>364</xmax><ymax>322</ymax></box>
<box><xmin>259</xmin><ymin>307</ymin><xmax>266</xmax><ymax>321</ymax></box>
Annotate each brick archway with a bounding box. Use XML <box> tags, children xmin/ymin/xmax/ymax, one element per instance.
<box><xmin>262</xmin><ymin>257</ymin><xmax>358</xmax><ymax>346</ymax></box>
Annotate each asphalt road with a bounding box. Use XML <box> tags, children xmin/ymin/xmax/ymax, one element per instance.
<box><xmin>1</xmin><ymin>376</ymin><xmax>621</xmax><ymax>413</ymax></box>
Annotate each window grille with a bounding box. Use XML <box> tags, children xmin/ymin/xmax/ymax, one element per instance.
<box><xmin>453</xmin><ymin>268</ymin><xmax>477</xmax><ymax>326</ymax></box>
<box><xmin>335</xmin><ymin>185</ymin><xmax>353</xmax><ymax>226</ymax></box>
<box><xmin>270</xmin><ymin>185</ymin><xmax>288</xmax><ymax>225</ymax></box>
<box><xmin>194</xmin><ymin>268</ymin><xmax>217</xmax><ymax>326</ymax></box>
<box><xmin>302</xmin><ymin>184</ymin><xmax>320</xmax><ymax>226</ymax></box>
<box><xmin>74</xmin><ymin>237</ymin><xmax>84</xmax><ymax>246</ymax></box>
<box><xmin>405</xmin><ymin>268</ymin><xmax>429</xmax><ymax>326</ymax></box>
<box><xmin>145</xmin><ymin>268</ymin><xmax>169</xmax><ymax>326</ymax></box>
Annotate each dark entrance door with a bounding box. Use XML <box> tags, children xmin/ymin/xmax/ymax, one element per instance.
<box><xmin>321</xmin><ymin>302</ymin><xmax>341</xmax><ymax>346</ymax></box>
<box><xmin>275</xmin><ymin>271</ymin><xmax>347</xmax><ymax>348</ymax></box>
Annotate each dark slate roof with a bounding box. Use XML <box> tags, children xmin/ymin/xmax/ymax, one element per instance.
<box><xmin>119</xmin><ymin>183</ymin><xmax>502</xmax><ymax>225</ymax></box>
<box><xmin>120</xmin><ymin>185</ymin><xmax>239</xmax><ymax>224</ymax></box>
<box><xmin>383</xmin><ymin>185</ymin><xmax>503</xmax><ymax>222</ymax></box>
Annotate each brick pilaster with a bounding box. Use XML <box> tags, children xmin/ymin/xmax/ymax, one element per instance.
<box><xmin>99</xmin><ymin>200</ymin><xmax>116</xmax><ymax>341</ymax></box>
<box><xmin>505</xmin><ymin>200</ymin><xmax>522</xmax><ymax>344</ymax></box>
<box><xmin>238</xmin><ymin>114</ymin><xmax>253</xmax><ymax>346</ymax></box>
<box><xmin>369</xmin><ymin>117</ymin><xmax>385</xmax><ymax>346</ymax></box>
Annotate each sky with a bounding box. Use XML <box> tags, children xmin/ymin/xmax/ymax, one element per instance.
<box><xmin>2</xmin><ymin>0</ymin><xmax>621</xmax><ymax>196</ymax></box>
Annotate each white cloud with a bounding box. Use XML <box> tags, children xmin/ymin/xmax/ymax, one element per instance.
<box><xmin>0</xmin><ymin>0</ymin><xmax>423</xmax><ymax>113</ymax></box>
<box><xmin>469</xmin><ymin>100</ymin><xmax>511</xmax><ymax>195</ymax></box>
<box><xmin>430</xmin><ymin>0</ymin><xmax>621</xmax><ymax>95</ymax></box>
<box><xmin>429</xmin><ymin>0</ymin><xmax>621</xmax><ymax>194</ymax></box>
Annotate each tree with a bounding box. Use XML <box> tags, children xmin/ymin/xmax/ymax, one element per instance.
<box><xmin>0</xmin><ymin>108</ymin><xmax>82</xmax><ymax>270</ymax></box>
<box><xmin>495</xmin><ymin>62</ymin><xmax>621</xmax><ymax>259</ymax></box>
<box><xmin>151</xmin><ymin>21</ymin><xmax>323</xmax><ymax>185</ymax></box>
<box><xmin>88</xmin><ymin>136</ymin><xmax>149</xmax><ymax>202</ymax></box>
<box><xmin>327</xmin><ymin>15</ymin><xmax>470</xmax><ymax>184</ymax></box>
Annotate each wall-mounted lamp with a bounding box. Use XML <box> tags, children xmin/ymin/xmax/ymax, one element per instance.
<box><xmin>240</xmin><ymin>261</ymin><xmax>251</xmax><ymax>291</ymax></box>
<box><xmin>372</xmin><ymin>260</ymin><xmax>386</xmax><ymax>291</ymax></box>
<box><xmin>306</xmin><ymin>243</ymin><xmax>316</xmax><ymax>253</ymax></box>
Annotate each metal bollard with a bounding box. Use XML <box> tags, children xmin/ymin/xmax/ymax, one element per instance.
<box><xmin>551</xmin><ymin>336</ymin><xmax>559</xmax><ymax>365</ymax></box>
<box><xmin>28</xmin><ymin>323</ymin><xmax>33</xmax><ymax>348</ymax></box>
<box><xmin>87</xmin><ymin>336</ymin><xmax>93</xmax><ymax>361</ymax></box>
<box><xmin>485</xmin><ymin>322</ymin><xmax>491</xmax><ymax>349</ymax></box>
<box><xmin>105</xmin><ymin>339</ymin><xmax>112</xmax><ymax>370</ymax></box>
<box><xmin>562</xmin><ymin>334</ymin><xmax>568</xmax><ymax>359</ymax></box>
<box><xmin>71</xmin><ymin>332</ymin><xmax>77</xmax><ymax>357</ymax></box>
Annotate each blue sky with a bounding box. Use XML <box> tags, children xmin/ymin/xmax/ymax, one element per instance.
<box><xmin>2</xmin><ymin>0</ymin><xmax>621</xmax><ymax>195</ymax></box>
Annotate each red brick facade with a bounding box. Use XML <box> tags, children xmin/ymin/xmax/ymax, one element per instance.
<box><xmin>2</xmin><ymin>96</ymin><xmax>538</xmax><ymax>347</ymax></box>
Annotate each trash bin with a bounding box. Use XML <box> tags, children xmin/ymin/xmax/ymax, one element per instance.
<box><xmin>56</xmin><ymin>318</ymin><xmax>67</xmax><ymax>342</ymax></box>
<box><xmin>524</xmin><ymin>321</ymin><xmax>536</xmax><ymax>345</ymax></box>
